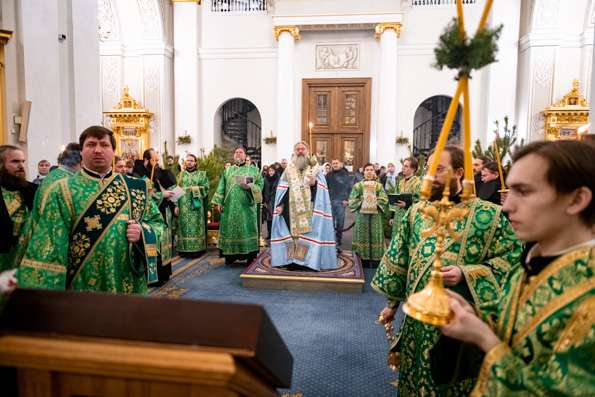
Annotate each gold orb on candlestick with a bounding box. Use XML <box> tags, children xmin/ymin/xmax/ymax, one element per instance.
<box><xmin>402</xmin><ymin>170</ymin><xmax>468</xmax><ymax>326</ymax></box>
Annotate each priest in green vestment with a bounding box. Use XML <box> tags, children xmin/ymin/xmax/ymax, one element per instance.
<box><xmin>0</xmin><ymin>145</ymin><xmax>37</xmax><ymax>293</ymax></box>
<box><xmin>349</xmin><ymin>163</ymin><xmax>389</xmax><ymax>266</ymax></box>
<box><xmin>372</xmin><ymin>145</ymin><xmax>522</xmax><ymax>396</ymax></box>
<box><xmin>133</xmin><ymin>149</ymin><xmax>177</xmax><ymax>283</ymax></box>
<box><xmin>441</xmin><ymin>140</ymin><xmax>595</xmax><ymax>397</ymax></box>
<box><xmin>176</xmin><ymin>154</ymin><xmax>209</xmax><ymax>257</ymax></box>
<box><xmin>390</xmin><ymin>157</ymin><xmax>422</xmax><ymax>238</ymax></box>
<box><xmin>212</xmin><ymin>146</ymin><xmax>263</xmax><ymax>265</ymax></box>
<box><xmin>8</xmin><ymin>143</ymin><xmax>82</xmax><ymax>287</ymax></box>
<box><xmin>17</xmin><ymin>126</ymin><xmax>166</xmax><ymax>294</ymax></box>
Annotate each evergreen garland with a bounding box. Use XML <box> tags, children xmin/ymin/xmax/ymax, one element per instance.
<box><xmin>433</xmin><ymin>18</ymin><xmax>503</xmax><ymax>79</ymax></box>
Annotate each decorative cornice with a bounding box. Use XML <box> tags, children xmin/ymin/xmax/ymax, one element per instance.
<box><xmin>375</xmin><ymin>23</ymin><xmax>402</xmax><ymax>39</ymax></box>
<box><xmin>273</xmin><ymin>26</ymin><xmax>300</xmax><ymax>41</ymax></box>
<box><xmin>0</xmin><ymin>29</ymin><xmax>13</xmax><ymax>45</ymax></box>
<box><xmin>171</xmin><ymin>0</ymin><xmax>200</xmax><ymax>4</ymax></box>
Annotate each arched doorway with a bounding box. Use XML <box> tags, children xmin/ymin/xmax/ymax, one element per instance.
<box><xmin>412</xmin><ymin>95</ymin><xmax>462</xmax><ymax>156</ymax></box>
<box><xmin>216</xmin><ymin>98</ymin><xmax>262</xmax><ymax>165</ymax></box>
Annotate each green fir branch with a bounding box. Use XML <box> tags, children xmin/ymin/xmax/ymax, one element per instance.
<box><xmin>433</xmin><ymin>18</ymin><xmax>503</xmax><ymax>79</ymax></box>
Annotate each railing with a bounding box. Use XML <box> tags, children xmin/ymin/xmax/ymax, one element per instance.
<box><xmin>211</xmin><ymin>0</ymin><xmax>268</xmax><ymax>12</ymax></box>
<box><xmin>411</xmin><ymin>0</ymin><xmax>476</xmax><ymax>6</ymax></box>
<box><xmin>221</xmin><ymin>99</ymin><xmax>261</xmax><ymax>163</ymax></box>
<box><xmin>413</xmin><ymin>113</ymin><xmax>461</xmax><ymax>156</ymax></box>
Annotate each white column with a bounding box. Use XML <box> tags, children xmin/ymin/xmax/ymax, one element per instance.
<box><xmin>375</xmin><ymin>23</ymin><xmax>400</xmax><ymax>165</ymax></box>
<box><xmin>173</xmin><ymin>1</ymin><xmax>200</xmax><ymax>155</ymax></box>
<box><xmin>481</xmin><ymin>0</ymin><xmax>521</xmax><ymax>145</ymax></box>
<box><xmin>20</xmin><ymin>0</ymin><xmax>64</xmax><ymax>175</ymax></box>
<box><xmin>275</xmin><ymin>26</ymin><xmax>298</xmax><ymax>160</ymax></box>
<box><xmin>71</xmin><ymin>0</ymin><xmax>102</xmax><ymax>133</ymax></box>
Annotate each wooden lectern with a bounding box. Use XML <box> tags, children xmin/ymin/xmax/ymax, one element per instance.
<box><xmin>0</xmin><ymin>289</ymin><xmax>293</xmax><ymax>397</ymax></box>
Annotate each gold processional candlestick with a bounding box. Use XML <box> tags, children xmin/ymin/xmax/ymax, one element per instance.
<box><xmin>492</xmin><ymin>135</ymin><xmax>509</xmax><ymax>193</ymax></box>
<box><xmin>402</xmin><ymin>170</ymin><xmax>468</xmax><ymax>326</ymax></box>
<box><xmin>420</xmin><ymin>0</ymin><xmax>494</xmax><ymax>202</ymax></box>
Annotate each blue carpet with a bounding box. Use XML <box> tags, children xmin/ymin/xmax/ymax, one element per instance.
<box><xmin>155</xmin><ymin>254</ymin><xmax>400</xmax><ymax>396</ymax></box>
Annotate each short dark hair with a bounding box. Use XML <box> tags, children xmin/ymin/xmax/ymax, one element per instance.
<box><xmin>512</xmin><ymin>140</ymin><xmax>595</xmax><ymax>225</ymax></box>
<box><xmin>430</xmin><ymin>145</ymin><xmax>465</xmax><ymax>173</ymax></box>
<box><xmin>142</xmin><ymin>149</ymin><xmax>154</xmax><ymax>161</ymax></box>
<box><xmin>403</xmin><ymin>157</ymin><xmax>419</xmax><ymax>171</ymax></box>
<box><xmin>363</xmin><ymin>162</ymin><xmax>375</xmax><ymax>171</ymax></box>
<box><xmin>477</xmin><ymin>155</ymin><xmax>490</xmax><ymax>165</ymax></box>
<box><xmin>79</xmin><ymin>126</ymin><xmax>116</xmax><ymax>149</ymax></box>
<box><xmin>58</xmin><ymin>142</ymin><xmax>82</xmax><ymax>168</ymax></box>
<box><xmin>482</xmin><ymin>161</ymin><xmax>499</xmax><ymax>174</ymax></box>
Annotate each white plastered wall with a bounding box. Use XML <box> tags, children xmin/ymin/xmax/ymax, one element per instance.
<box><xmin>3</xmin><ymin>0</ymin><xmax>101</xmax><ymax>177</ymax></box>
<box><xmin>99</xmin><ymin>0</ymin><xmax>174</xmax><ymax>157</ymax></box>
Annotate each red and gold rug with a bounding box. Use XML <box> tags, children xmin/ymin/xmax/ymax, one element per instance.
<box><xmin>240</xmin><ymin>249</ymin><xmax>364</xmax><ymax>292</ymax></box>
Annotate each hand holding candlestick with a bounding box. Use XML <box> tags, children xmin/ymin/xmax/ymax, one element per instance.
<box><xmin>403</xmin><ymin>170</ymin><xmax>468</xmax><ymax>326</ymax></box>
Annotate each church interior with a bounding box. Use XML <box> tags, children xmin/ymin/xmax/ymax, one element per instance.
<box><xmin>0</xmin><ymin>1</ymin><xmax>594</xmax><ymax>396</ymax></box>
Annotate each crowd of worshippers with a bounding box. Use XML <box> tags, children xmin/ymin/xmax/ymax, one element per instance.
<box><xmin>1</xmin><ymin>125</ymin><xmax>594</xmax><ymax>396</ymax></box>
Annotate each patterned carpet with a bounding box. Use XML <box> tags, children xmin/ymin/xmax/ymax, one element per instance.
<box><xmin>151</xmin><ymin>251</ymin><xmax>400</xmax><ymax>396</ymax></box>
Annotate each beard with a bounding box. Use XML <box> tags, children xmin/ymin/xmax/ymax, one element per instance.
<box><xmin>429</xmin><ymin>178</ymin><xmax>460</xmax><ymax>202</ymax></box>
<box><xmin>0</xmin><ymin>167</ymin><xmax>28</xmax><ymax>190</ymax></box>
<box><xmin>185</xmin><ymin>165</ymin><xmax>196</xmax><ymax>172</ymax></box>
<box><xmin>292</xmin><ymin>154</ymin><xmax>308</xmax><ymax>171</ymax></box>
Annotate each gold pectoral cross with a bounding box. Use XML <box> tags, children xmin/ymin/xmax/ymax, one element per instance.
<box><xmin>84</xmin><ymin>215</ymin><xmax>103</xmax><ymax>232</ymax></box>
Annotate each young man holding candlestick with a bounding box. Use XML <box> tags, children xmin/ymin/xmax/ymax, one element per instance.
<box><xmin>441</xmin><ymin>140</ymin><xmax>595</xmax><ymax>396</ymax></box>
<box><xmin>371</xmin><ymin>145</ymin><xmax>522</xmax><ymax>396</ymax></box>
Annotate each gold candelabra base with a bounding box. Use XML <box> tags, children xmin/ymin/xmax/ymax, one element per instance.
<box><xmin>402</xmin><ymin>269</ymin><xmax>453</xmax><ymax>326</ymax></box>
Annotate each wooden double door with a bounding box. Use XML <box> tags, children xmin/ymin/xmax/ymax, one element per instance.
<box><xmin>302</xmin><ymin>78</ymin><xmax>371</xmax><ymax>171</ymax></box>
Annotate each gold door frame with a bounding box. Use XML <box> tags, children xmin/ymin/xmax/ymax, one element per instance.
<box><xmin>542</xmin><ymin>80</ymin><xmax>589</xmax><ymax>141</ymax></box>
<box><xmin>103</xmin><ymin>87</ymin><xmax>153</xmax><ymax>160</ymax></box>
<box><xmin>0</xmin><ymin>30</ymin><xmax>13</xmax><ymax>145</ymax></box>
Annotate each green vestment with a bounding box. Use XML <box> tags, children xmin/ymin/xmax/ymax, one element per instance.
<box><xmin>0</xmin><ymin>188</ymin><xmax>29</xmax><ymax>271</ymax></box>
<box><xmin>176</xmin><ymin>169</ymin><xmax>209</xmax><ymax>253</ymax></box>
<box><xmin>8</xmin><ymin>167</ymin><xmax>75</xmax><ymax>272</ymax></box>
<box><xmin>348</xmin><ymin>180</ymin><xmax>389</xmax><ymax>261</ymax></box>
<box><xmin>471</xmin><ymin>244</ymin><xmax>595</xmax><ymax>397</ymax></box>
<box><xmin>33</xmin><ymin>167</ymin><xmax>74</xmax><ymax>221</ymax></box>
<box><xmin>372</xmin><ymin>198</ymin><xmax>522</xmax><ymax>396</ymax></box>
<box><xmin>18</xmin><ymin>170</ymin><xmax>165</xmax><ymax>294</ymax></box>
<box><xmin>152</xmin><ymin>191</ymin><xmax>173</xmax><ymax>266</ymax></box>
<box><xmin>391</xmin><ymin>175</ymin><xmax>422</xmax><ymax>238</ymax></box>
<box><xmin>212</xmin><ymin>164</ymin><xmax>263</xmax><ymax>256</ymax></box>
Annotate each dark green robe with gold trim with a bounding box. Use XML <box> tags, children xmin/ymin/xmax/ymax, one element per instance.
<box><xmin>390</xmin><ymin>175</ymin><xmax>422</xmax><ymax>238</ymax></box>
<box><xmin>471</xmin><ymin>244</ymin><xmax>595</xmax><ymax>396</ymax></box>
<box><xmin>212</xmin><ymin>163</ymin><xmax>263</xmax><ymax>256</ymax></box>
<box><xmin>10</xmin><ymin>167</ymin><xmax>76</xmax><ymax>271</ymax></box>
<box><xmin>348</xmin><ymin>180</ymin><xmax>389</xmax><ymax>261</ymax></box>
<box><xmin>372</xmin><ymin>198</ymin><xmax>522</xmax><ymax>396</ymax></box>
<box><xmin>176</xmin><ymin>169</ymin><xmax>209</xmax><ymax>254</ymax></box>
<box><xmin>0</xmin><ymin>188</ymin><xmax>29</xmax><ymax>272</ymax></box>
<box><xmin>18</xmin><ymin>170</ymin><xmax>165</xmax><ymax>294</ymax></box>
